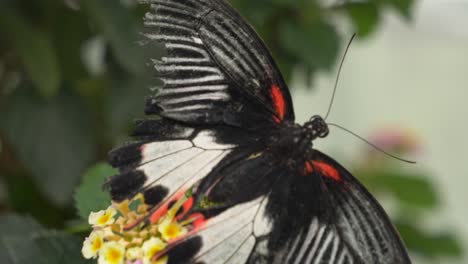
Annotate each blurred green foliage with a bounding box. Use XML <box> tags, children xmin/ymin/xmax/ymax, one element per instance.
<box><xmin>0</xmin><ymin>214</ymin><xmax>91</xmax><ymax>264</ymax></box>
<box><xmin>357</xmin><ymin>166</ymin><xmax>463</xmax><ymax>260</ymax></box>
<box><xmin>0</xmin><ymin>0</ymin><xmax>463</xmax><ymax>263</ymax></box>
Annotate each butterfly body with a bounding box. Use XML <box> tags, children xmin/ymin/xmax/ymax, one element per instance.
<box><xmin>254</xmin><ymin>116</ymin><xmax>329</xmax><ymax>170</ymax></box>
<box><xmin>106</xmin><ymin>0</ymin><xmax>411</xmax><ymax>263</ymax></box>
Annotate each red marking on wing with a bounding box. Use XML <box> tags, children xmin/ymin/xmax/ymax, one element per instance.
<box><xmin>270</xmin><ymin>84</ymin><xmax>286</xmax><ymax>123</ymax></box>
<box><xmin>149</xmin><ymin>190</ymin><xmax>186</xmax><ymax>224</ymax></box>
<box><xmin>149</xmin><ymin>204</ymin><xmax>169</xmax><ymax>224</ymax></box>
<box><xmin>176</xmin><ymin>197</ymin><xmax>194</xmax><ymax>221</ymax></box>
<box><xmin>303</xmin><ymin>161</ymin><xmax>314</xmax><ymax>175</ymax></box>
<box><xmin>312</xmin><ymin>161</ymin><xmax>341</xmax><ymax>181</ymax></box>
<box><xmin>186</xmin><ymin>212</ymin><xmax>207</xmax><ymax>229</ymax></box>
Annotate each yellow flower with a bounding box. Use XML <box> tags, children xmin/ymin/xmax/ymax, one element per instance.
<box><xmin>98</xmin><ymin>241</ymin><xmax>125</xmax><ymax>264</ymax></box>
<box><xmin>142</xmin><ymin>237</ymin><xmax>166</xmax><ymax>264</ymax></box>
<box><xmin>82</xmin><ymin>191</ymin><xmax>194</xmax><ymax>263</ymax></box>
<box><xmin>89</xmin><ymin>207</ymin><xmax>117</xmax><ymax>227</ymax></box>
<box><xmin>158</xmin><ymin>217</ymin><xmax>188</xmax><ymax>242</ymax></box>
<box><xmin>113</xmin><ymin>199</ymin><xmax>130</xmax><ymax>216</ymax></box>
<box><xmin>126</xmin><ymin>247</ymin><xmax>143</xmax><ymax>260</ymax></box>
<box><xmin>82</xmin><ymin>231</ymin><xmax>104</xmax><ymax>259</ymax></box>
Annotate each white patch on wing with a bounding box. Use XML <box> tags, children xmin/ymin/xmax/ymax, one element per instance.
<box><xmin>193</xmin><ymin>130</ymin><xmax>236</xmax><ymax>150</ymax></box>
<box><xmin>188</xmin><ymin>149</ymin><xmax>230</xmax><ymax>184</ymax></box>
<box><xmin>196</xmin><ymin>224</ymin><xmax>252</xmax><ymax>263</ymax></box>
<box><xmin>293</xmin><ymin>218</ymin><xmax>319</xmax><ymax>264</ymax></box>
<box><xmin>146</xmin><ymin>34</ymin><xmax>194</xmax><ymax>43</ymax></box>
<box><xmin>162</xmin><ymin>92</ymin><xmax>229</xmax><ymax>105</ymax></box>
<box><xmin>314</xmin><ymin>231</ymin><xmax>335</xmax><ymax>264</ymax></box>
<box><xmin>161</xmin><ymin>56</ymin><xmax>210</xmax><ymax>63</ymax></box>
<box><xmin>328</xmin><ymin>235</ymin><xmax>340</xmax><ymax>263</ymax></box>
<box><xmin>160</xmin><ymin>75</ymin><xmax>224</xmax><ymax>85</ymax></box>
<box><xmin>194</xmin><ymin>198</ymin><xmax>263</xmax><ymax>261</ymax></box>
<box><xmin>285</xmin><ymin>234</ymin><xmax>302</xmax><ymax>262</ymax></box>
<box><xmin>253</xmin><ymin>196</ymin><xmax>272</xmax><ymax>237</ymax></box>
<box><xmin>145</xmin><ymin>21</ymin><xmax>196</xmax><ymax>34</ymax></box>
<box><xmin>164</xmin><ymin>104</ymin><xmax>213</xmax><ymax>113</ymax></box>
<box><xmin>157</xmin><ymin>65</ymin><xmax>222</xmax><ymax>74</ymax></box>
<box><xmin>192</xmin><ymin>36</ymin><xmax>203</xmax><ymax>44</ymax></box>
<box><xmin>157</xmin><ymin>85</ymin><xmax>227</xmax><ymax>96</ymax></box>
<box><xmin>225</xmin><ymin>236</ymin><xmax>256</xmax><ymax>264</ymax></box>
<box><xmin>164</xmin><ymin>43</ymin><xmax>209</xmax><ymax>57</ymax></box>
<box><xmin>174</xmin><ymin>127</ymin><xmax>196</xmax><ymax>138</ymax></box>
<box><xmin>202</xmin><ymin>197</ymin><xmax>261</xmax><ymax>233</ymax></box>
<box><xmin>304</xmin><ymin>225</ymin><xmax>327</xmax><ymax>264</ymax></box>
<box><xmin>134</xmin><ymin>134</ymin><xmax>235</xmax><ymax>205</ymax></box>
<box><xmin>252</xmin><ymin>78</ymin><xmax>260</xmax><ymax>88</ymax></box>
<box><xmin>156</xmin><ymin>150</ymin><xmax>229</xmax><ymax>195</ymax></box>
<box><xmin>139</xmin><ymin>147</ymin><xmax>203</xmax><ymax>188</ymax></box>
<box><xmin>141</xmin><ymin>140</ymin><xmax>193</xmax><ymax>164</ymax></box>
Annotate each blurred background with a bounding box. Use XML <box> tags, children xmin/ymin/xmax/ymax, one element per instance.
<box><xmin>0</xmin><ymin>0</ymin><xmax>467</xmax><ymax>263</ymax></box>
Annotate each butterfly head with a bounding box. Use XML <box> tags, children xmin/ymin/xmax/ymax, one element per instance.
<box><xmin>304</xmin><ymin>115</ymin><xmax>329</xmax><ymax>140</ymax></box>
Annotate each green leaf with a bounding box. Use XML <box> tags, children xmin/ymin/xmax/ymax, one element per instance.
<box><xmin>279</xmin><ymin>19</ymin><xmax>340</xmax><ymax>71</ymax></box>
<box><xmin>74</xmin><ymin>162</ymin><xmax>115</xmax><ymax>220</ymax></box>
<box><xmin>0</xmin><ymin>88</ymin><xmax>95</xmax><ymax>206</ymax></box>
<box><xmin>81</xmin><ymin>0</ymin><xmax>144</xmax><ymax>75</ymax></box>
<box><xmin>358</xmin><ymin>169</ymin><xmax>439</xmax><ymax>210</ymax></box>
<box><xmin>0</xmin><ymin>214</ymin><xmax>91</xmax><ymax>264</ymax></box>
<box><xmin>396</xmin><ymin>220</ymin><xmax>463</xmax><ymax>258</ymax></box>
<box><xmin>385</xmin><ymin>0</ymin><xmax>413</xmax><ymax>19</ymax></box>
<box><xmin>0</xmin><ymin>9</ymin><xmax>61</xmax><ymax>98</ymax></box>
<box><xmin>345</xmin><ymin>3</ymin><xmax>380</xmax><ymax>37</ymax></box>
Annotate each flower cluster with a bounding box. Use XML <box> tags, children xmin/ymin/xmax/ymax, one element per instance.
<box><xmin>82</xmin><ymin>193</ymin><xmax>192</xmax><ymax>264</ymax></box>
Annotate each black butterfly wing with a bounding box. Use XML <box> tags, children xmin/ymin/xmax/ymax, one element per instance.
<box><xmin>106</xmin><ymin>0</ymin><xmax>410</xmax><ymax>263</ymax></box>
<box><xmin>107</xmin><ymin>0</ymin><xmax>294</xmax><ymax>213</ymax></box>
<box><xmin>148</xmin><ymin>150</ymin><xmax>284</xmax><ymax>264</ymax></box>
<box><xmin>105</xmin><ymin>119</ymin><xmax>261</xmax><ymax>204</ymax></box>
<box><xmin>154</xmin><ymin>149</ymin><xmax>410</xmax><ymax>264</ymax></box>
<box><xmin>142</xmin><ymin>0</ymin><xmax>294</xmax><ymax>128</ymax></box>
<box><xmin>270</xmin><ymin>150</ymin><xmax>411</xmax><ymax>264</ymax></box>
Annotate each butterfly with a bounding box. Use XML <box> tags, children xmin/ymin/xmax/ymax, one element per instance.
<box><xmin>105</xmin><ymin>0</ymin><xmax>411</xmax><ymax>263</ymax></box>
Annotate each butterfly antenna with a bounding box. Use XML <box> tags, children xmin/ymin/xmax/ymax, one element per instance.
<box><xmin>324</xmin><ymin>33</ymin><xmax>356</xmax><ymax>121</ymax></box>
<box><xmin>327</xmin><ymin>122</ymin><xmax>416</xmax><ymax>164</ymax></box>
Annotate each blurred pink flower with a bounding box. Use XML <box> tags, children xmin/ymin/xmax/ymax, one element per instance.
<box><xmin>369</xmin><ymin>127</ymin><xmax>421</xmax><ymax>155</ymax></box>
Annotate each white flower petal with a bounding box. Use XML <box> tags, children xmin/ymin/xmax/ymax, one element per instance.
<box><xmin>89</xmin><ymin>207</ymin><xmax>117</xmax><ymax>227</ymax></box>
<box><xmin>81</xmin><ymin>231</ymin><xmax>104</xmax><ymax>259</ymax></box>
<box><xmin>142</xmin><ymin>237</ymin><xmax>166</xmax><ymax>263</ymax></box>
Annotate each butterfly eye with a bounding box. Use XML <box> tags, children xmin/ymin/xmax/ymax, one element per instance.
<box><xmin>304</xmin><ymin>115</ymin><xmax>329</xmax><ymax>140</ymax></box>
<box><xmin>319</xmin><ymin>128</ymin><xmax>329</xmax><ymax>138</ymax></box>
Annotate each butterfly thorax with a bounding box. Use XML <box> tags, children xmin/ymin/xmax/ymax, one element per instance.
<box><xmin>267</xmin><ymin>115</ymin><xmax>329</xmax><ymax>168</ymax></box>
